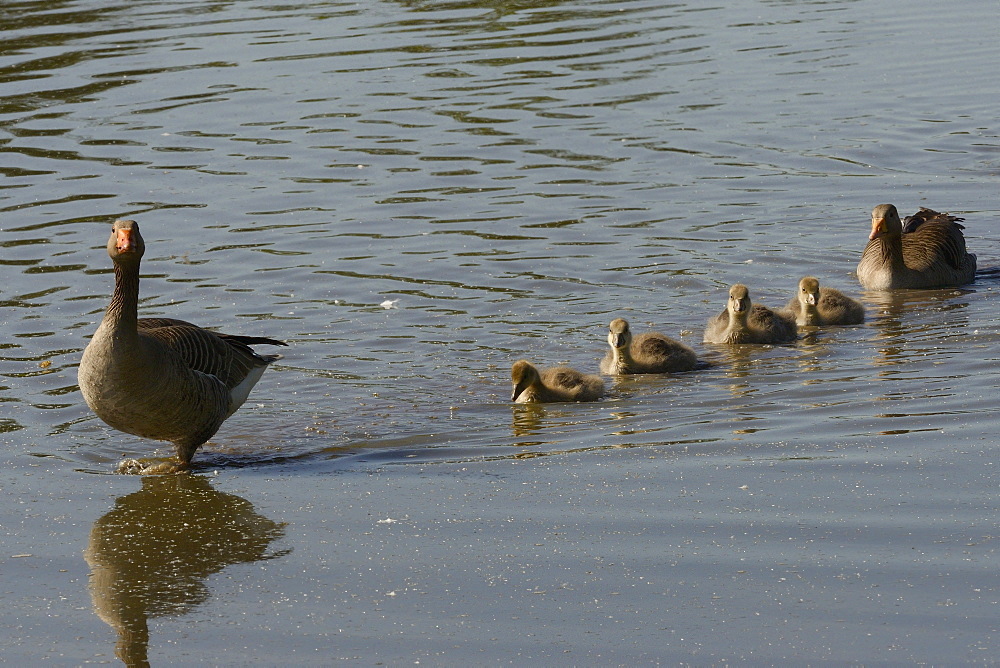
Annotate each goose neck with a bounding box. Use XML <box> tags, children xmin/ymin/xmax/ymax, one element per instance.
<box><xmin>105</xmin><ymin>262</ymin><xmax>140</xmax><ymax>330</ymax></box>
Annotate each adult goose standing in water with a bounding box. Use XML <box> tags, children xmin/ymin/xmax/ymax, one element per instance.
<box><xmin>510</xmin><ymin>359</ymin><xmax>604</xmax><ymax>403</ymax></box>
<box><xmin>703</xmin><ymin>284</ymin><xmax>797</xmax><ymax>345</ymax></box>
<box><xmin>78</xmin><ymin>219</ymin><xmax>287</xmax><ymax>474</ymax></box>
<box><xmin>785</xmin><ymin>276</ymin><xmax>865</xmax><ymax>327</ymax></box>
<box><xmin>857</xmin><ymin>204</ymin><xmax>976</xmax><ymax>290</ymax></box>
<box><xmin>599</xmin><ymin>318</ymin><xmax>698</xmax><ymax>374</ymax></box>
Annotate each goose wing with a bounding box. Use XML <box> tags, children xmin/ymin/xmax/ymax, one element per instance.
<box><xmin>900</xmin><ymin>215</ymin><xmax>971</xmax><ymax>272</ymax></box>
<box><xmin>138</xmin><ymin>320</ymin><xmax>285</xmax><ymax>390</ymax></box>
<box><xmin>901</xmin><ymin>207</ymin><xmax>964</xmax><ymax>234</ymax></box>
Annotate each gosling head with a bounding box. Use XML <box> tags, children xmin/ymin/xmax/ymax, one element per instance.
<box><xmin>728</xmin><ymin>284</ymin><xmax>751</xmax><ymax>319</ymax></box>
<box><xmin>607</xmin><ymin>318</ymin><xmax>632</xmax><ymax>350</ymax></box>
<box><xmin>869</xmin><ymin>204</ymin><xmax>902</xmax><ymax>241</ymax></box>
<box><xmin>107</xmin><ymin>219</ymin><xmax>145</xmax><ymax>265</ymax></box>
<box><xmin>510</xmin><ymin>359</ymin><xmax>540</xmax><ymax>402</ymax></box>
<box><xmin>797</xmin><ymin>276</ymin><xmax>821</xmax><ymax>307</ymax></box>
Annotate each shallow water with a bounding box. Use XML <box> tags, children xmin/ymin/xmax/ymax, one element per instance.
<box><xmin>2</xmin><ymin>0</ymin><xmax>999</xmax><ymax>663</ymax></box>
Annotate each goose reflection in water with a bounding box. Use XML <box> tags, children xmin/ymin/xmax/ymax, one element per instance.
<box><xmin>865</xmin><ymin>288</ymin><xmax>972</xmax><ymax>371</ymax></box>
<box><xmin>84</xmin><ymin>475</ymin><xmax>289</xmax><ymax>667</ymax></box>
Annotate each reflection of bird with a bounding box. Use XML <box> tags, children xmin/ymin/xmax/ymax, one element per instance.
<box><xmin>84</xmin><ymin>475</ymin><xmax>288</xmax><ymax>666</ymax></box>
<box><xmin>785</xmin><ymin>277</ymin><xmax>865</xmax><ymax>326</ymax></box>
<box><xmin>704</xmin><ymin>284</ymin><xmax>797</xmax><ymax>344</ymax></box>
<box><xmin>511</xmin><ymin>402</ymin><xmax>548</xmax><ymax>441</ymax></box>
<box><xmin>857</xmin><ymin>204</ymin><xmax>976</xmax><ymax>289</ymax></box>
<box><xmin>78</xmin><ymin>219</ymin><xmax>286</xmax><ymax>474</ymax></box>
<box><xmin>510</xmin><ymin>359</ymin><xmax>604</xmax><ymax>403</ymax></box>
<box><xmin>599</xmin><ymin>318</ymin><xmax>697</xmax><ymax>374</ymax></box>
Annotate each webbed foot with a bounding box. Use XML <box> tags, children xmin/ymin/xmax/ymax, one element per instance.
<box><xmin>115</xmin><ymin>457</ymin><xmax>190</xmax><ymax>475</ymax></box>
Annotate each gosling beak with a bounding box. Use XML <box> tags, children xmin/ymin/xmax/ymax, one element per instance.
<box><xmin>806</xmin><ymin>293</ymin><xmax>817</xmax><ymax>306</ymax></box>
<box><xmin>610</xmin><ymin>333</ymin><xmax>627</xmax><ymax>348</ymax></box>
<box><xmin>511</xmin><ymin>381</ymin><xmax>527</xmax><ymax>402</ymax></box>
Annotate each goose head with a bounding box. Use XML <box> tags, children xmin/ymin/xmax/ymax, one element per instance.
<box><xmin>108</xmin><ymin>219</ymin><xmax>145</xmax><ymax>265</ymax></box>
<box><xmin>510</xmin><ymin>359</ymin><xmax>540</xmax><ymax>402</ymax></box>
<box><xmin>607</xmin><ymin>318</ymin><xmax>632</xmax><ymax>350</ymax></box>
<box><xmin>797</xmin><ymin>276</ymin><xmax>820</xmax><ymax>307</ymax></box>
<box><xmin>728</xmin><ymin>284</ymin><xmax>751</xmax><ymax>320</ymax></box>
<box><xmin>869</xmin><ymin>204</ymin><xmax>902</xmax><ymax>241</ymax></box>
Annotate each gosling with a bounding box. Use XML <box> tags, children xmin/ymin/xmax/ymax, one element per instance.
<box><xmin>510</xmin><ymin>360</ymin><xmax>605</xmax><ymax>403</ymax></box>
<box><xmin>704</xmin><ymin>284</ymin><xmax>797</xmax><ymax>345</ymax></box>
<box><xmin>600</xmin><ymin>318</ymin><xmax>698</xmax><ymax>374</ymax></box>
<box><xmin>785</xmin><ymin>276</ymin><xmax>865</xmax><ymax>326</ymax></box>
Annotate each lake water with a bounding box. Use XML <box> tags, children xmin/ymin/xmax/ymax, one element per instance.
<box><xmin>2</xmin><ymin>0</ymin><xmax>998</xmax><ymax>663</ymax></box>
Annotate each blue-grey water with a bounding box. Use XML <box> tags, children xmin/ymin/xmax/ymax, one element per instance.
<box><xmin>2</xmin><ymin>0</ymin><xmax>998</xmax><ymax>664</ymax></box>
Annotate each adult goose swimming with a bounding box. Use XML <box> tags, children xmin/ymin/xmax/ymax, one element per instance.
<box><xmin>856</xmin><ymin>204</ymin><xmax>976</xmax><ymax>290</ymax></box>
<box><xmin>510</xmin><ymin>360</ymin><xmax>604</xmax><ymax>403</ymax></box>
<box><xmin>703</xmin><ymin>284</ymin><xmax>797</xmax><ymax>345</ymax></box>
<box><xmin>599</xmin><ymin>318</ymin><xmax>698</xmax><ymax>374</ymax></box>
<box><xmin>78</xmin><ymin>219</ymin><xmax>287</xmax><ymax>474</ymax></box>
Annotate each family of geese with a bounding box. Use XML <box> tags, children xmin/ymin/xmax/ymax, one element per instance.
<box><xmin>78</xmin><ymin>204</ymin><xmax>977</xmax><ymax>473</ymax></box>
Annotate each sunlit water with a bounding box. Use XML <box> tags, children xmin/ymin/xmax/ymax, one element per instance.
<box><xmin>2</xmin><ymin>0</ymin><xmax>999</xmax><ymax>663</ymax></box>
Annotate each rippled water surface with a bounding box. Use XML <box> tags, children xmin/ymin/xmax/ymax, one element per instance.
<box><xmin>2</xmin><ymin>0</ymin><xmax>999</xmax><ymax>663</ymax></box>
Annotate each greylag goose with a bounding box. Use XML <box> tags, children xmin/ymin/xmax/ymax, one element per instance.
<box><xmin>510</xmin><ymin>359</ymin><xmax>604</xmax><ymax>403</ymax></box>
<box><xmin>703</xmin><ymin>284</ymin><xmax>797</xmax><ymax>344</ymax></box>
<box><xmin>785</xmin><ymin>276</ymin><xmax>865</xmax><ymax>326</ymax></box>
<box><xmin>857</xmin><ymin>204</ymin><xmax>976</xmax><ymax>289</ymax></box>
<box><xmin>599</xmin><ymin>318</ymin><xmax>698</xmax><ymax>374</ymax></box>
<box><xmin>78</xmin><ymin>219</ymin><xmax>286</xmax><ymax>474</ymax></box>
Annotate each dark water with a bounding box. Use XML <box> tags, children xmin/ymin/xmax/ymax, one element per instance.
<box><xmin>2</xmin><ymin>0</ymin><xmax>998</xmax><ymax>663</ymax></box>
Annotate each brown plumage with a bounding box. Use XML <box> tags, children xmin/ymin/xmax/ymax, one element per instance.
<box><xmin>599</xmin><ymin>318</ymin><xmax>698</xmax><ymax>374</ymax></box>
<box><xmin>785</xmin><ymin>277</ymin><xmax>865</xmax><ymax>326</ymax></box>
<box><xmin>704</xmin><ymin>284</ymin><xmax>797</xmax><ymax>345</ymax></box>
<box><xmin>78</xmin><ymin>219</ymin><xmax>286</xmax><ymax>473</ymax></box>
<box><xmin>857</xmin><ymin>204</ymin><xmax>976</xmax><ymax>290</ymax></box>
<box><xmin>510</xmin><ymin>359</ymin><xmax>604</xmax><ymax>403</ymax></box>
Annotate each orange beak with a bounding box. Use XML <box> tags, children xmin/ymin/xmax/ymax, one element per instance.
<box><xmin>869</xmin><ymin>216</ymin><xmax>886</xmax><ymax>241</ymax></box>
<box><xmin>115</xmin><ymin>227</ymin><xmax>135</xmax><ymax>252</ymax></box>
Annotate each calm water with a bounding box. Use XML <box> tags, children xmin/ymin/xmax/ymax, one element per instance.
<box><xmin>2</xmin><ymin>0</ymin><xmax>999</xmax><ymax>663</ymax></box>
